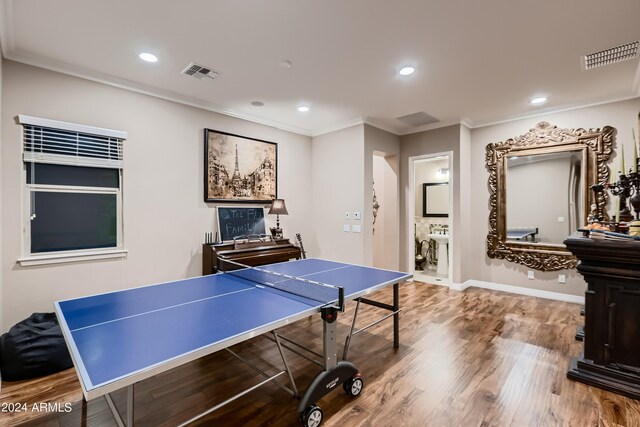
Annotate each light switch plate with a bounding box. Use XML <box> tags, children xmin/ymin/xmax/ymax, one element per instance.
<box><xmin>354</xmin><ymin>211</ymin><xmax>361</xmax><ymax>220</ymax></box>
<box><xmin>352</xmin><ymin>224</ymin><xmax>361</xmax><ymax>233</ymax></box>
<box><xmin>527</xmin><ymin>271</ymin><xmax>535</xmax><ymax>279</ymax></box>
<box><xmin>343</xmin><ymin>224</ymin><xmax>350</xmax><ymax>232</ymax></box>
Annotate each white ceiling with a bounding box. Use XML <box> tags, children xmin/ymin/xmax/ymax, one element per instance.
<box><xmin>1</xmin><ymin>0</ymin><xmax>639</xmax><ymax>136</ymax></box>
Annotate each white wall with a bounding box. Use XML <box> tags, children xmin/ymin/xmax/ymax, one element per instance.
<box><xmin>381</xmin><ymin>155</ymin><xmax>399</xmax><ymax>270</ymax></box>
<box><xmin>310</xmin><ymin>124</ymin><xmax>400</xmax><ymax>268</ymax></box>
<box><xmin>1</xmin><ymin>60</ymin><xmax>313</xmax><ymax>330</ymax></box>
<box><xmin>310</xmin><ymin>125</ymin><xmax>365</xmax><ymax>264</ymax></box>
<box><xmin>414</xmin><ymin>158</ymin><xmax>448</xmax><ymax>217</ymax></box>
<box><xmin>0</xmin><ymin>56</ymin><xmax>3</xmax><ymax>334</ymax></box>
<box><xmin>364</xmin><ymin>125</ymin><xmax>400</xmax><ymax>268</ymax></box>
<box><xmin>468</xmin><ymin>97</ymin><xmax>640</xmax><ymax>296</ymax></box>
<box><xmin>458</xmin><ymin>125</ymin><xmax>472</xmax><ymax>284</ymax></box>
<box><xmin>372</xmin><ymin>155</ymin><xmax>386</xmax><ymax>267</ymax></box>
<box><xmin>372</xmin><ymin>152</ymin><xmax>399</xmax><ymax>270</ymax></box>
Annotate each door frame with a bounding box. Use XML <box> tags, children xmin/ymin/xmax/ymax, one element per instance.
<box><xmin>408</xmin><ymin>151</ymin><xmax>453</xmax><ymax>280</ymax></box>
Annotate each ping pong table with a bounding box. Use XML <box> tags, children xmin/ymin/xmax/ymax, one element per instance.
<box><xmin>55</xmin><ymin>258</ymin><xmax>411</xmax><ymax>427</ymax></box>
<box><xmin>506</xmin><ymin>227</ymin><xmax>538</xmax><ymax>242</ymax></box>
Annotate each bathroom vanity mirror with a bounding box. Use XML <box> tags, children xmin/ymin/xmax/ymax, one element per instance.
<box><xmin>423</xmin><ymin>182</ymin><xmax>449</xmax><ymax>217</ymax></box>
<box><xmin>485</xmin><ymin>121</ymin><xmax>614</xmax><ymax>271</ymax></box>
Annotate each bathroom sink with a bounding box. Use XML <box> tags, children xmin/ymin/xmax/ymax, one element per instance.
<box><xmin>427</xmin><ymin>233</ymin><xmax>449</xmax><ymax>243</ymax></box>
<box><xmin>427</xmin><ymin>234</ymin><xmax>449</xmax><ymax>275</ymax></box>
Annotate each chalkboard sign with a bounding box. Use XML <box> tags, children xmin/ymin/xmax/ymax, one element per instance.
<box><xmin>216</xmin><ymin>207</ymin><xmax>266</xmax><ymax>242</ymax></box>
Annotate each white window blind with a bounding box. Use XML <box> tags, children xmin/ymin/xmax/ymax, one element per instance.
<box><xmin>19</xmin><ymin>115</ymin><xmax>127</xmax><ymax>169</ymax></box>
<box><xmin>18</xmin><ymin>114</ymin><xmax>127</xmax><ymax>265</ymax></box>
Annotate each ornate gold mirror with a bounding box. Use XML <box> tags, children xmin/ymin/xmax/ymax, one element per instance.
<box><xmin>486</xmin><ymin>121</ymin><xmax>614</xmax><ymax>271</ymax></box>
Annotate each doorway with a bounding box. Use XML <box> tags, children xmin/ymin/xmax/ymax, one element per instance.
<box><xmin>409</xmin><ymin>152</ymin><xmax>452</xmax><ymax>284</ymax></box>
<box><xmin>372</xmin><ymin>152</ymin><xmax>399</xmax><ymax>270</ymax></box>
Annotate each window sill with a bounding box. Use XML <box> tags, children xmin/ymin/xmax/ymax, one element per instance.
<box><xmin>18</xmin><ymin>249</ymin><xmax>128</xmax><ymax>267</ymax></box>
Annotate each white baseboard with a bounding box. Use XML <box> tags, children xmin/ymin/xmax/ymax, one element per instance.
<box><xmin>462</xmin><ymin>279</ymin><xmax>585</xmax><ymax>304</ymax></box>
<box><xmin>448</xmin><ymin>282</ymin><xmax>466</xmax><ymax>291</ymax></box>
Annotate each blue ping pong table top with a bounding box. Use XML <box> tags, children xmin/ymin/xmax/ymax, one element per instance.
<box><xmin>54</xmin><ymin>258</ymin><xmax>411</xmax><ymax>399</ymax></box>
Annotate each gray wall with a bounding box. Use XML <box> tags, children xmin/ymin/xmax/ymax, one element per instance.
<box><xmin>399</xmin><ymin>125</ymin><xmax>463</xmax><ymax>282</ymax></box>
<box><xmin>469</xmin><ymin>97</ymin><xmax>640</xmax><ymax>295</ymax></box>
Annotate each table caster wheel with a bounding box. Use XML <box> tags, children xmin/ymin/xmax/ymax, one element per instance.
<box><xmin>343</xmin><ymin>374</ymin><xmax>364</xmax><ymax>397</ymax></box>
<box><xmin>301</xmin><ymin>404</ymin><xmax>323</xmax><ymax>427</ymax></box>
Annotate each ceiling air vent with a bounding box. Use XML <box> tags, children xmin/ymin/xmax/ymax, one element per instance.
<box><xmin>583</xmin><ymin>41</ymin><xmax>639</xmax><ymax>70</ymax></box>
<box><xmin>181</xmin><ymin>63</ymin><xmax>221</xmax><ymax>80</ymax></box>
<box><xmin>396</xmin><ymin>111</ymin><xmax>439</xmax><ymax>127</ymax></box>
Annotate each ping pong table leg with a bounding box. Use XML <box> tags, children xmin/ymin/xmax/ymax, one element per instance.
<box><xmin>342</xmin><ymin>299</ymin><xmax>361</xmax><ymax>361</ymax></box>
<box><xmin>273</xmin><ymin>331</ymin><xmax>299</xmax><ymax>397</ymax></box>
<box><xmin>393</xmin><ymin>282</ymin><xmax>399</xmax><ymax>348</ymax></box>
<box><xmin>105</xmin><ymin>384</ymin><xmax>134</xmax><ymax>427</ymax></box>
<box><xmin>297</xmin><ymin>306</ymin><xmax>360</xmax><ymax>427</ymax></box>
<box><xmin>342</xmin><ymin>282</ymin><xmax>402</xmax><ymax>360</ymax></box>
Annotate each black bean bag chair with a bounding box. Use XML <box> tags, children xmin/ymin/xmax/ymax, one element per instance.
<box><xmin>0</xmin><ymin>313</ymin><xmax>73</xmax><ymax>381</ymax></box>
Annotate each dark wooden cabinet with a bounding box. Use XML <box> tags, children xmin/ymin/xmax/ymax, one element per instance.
<box><xmin>202</xmin><ymin>238</ymin><xmax>301</xmax><ymax>275</ymax></box>
<box><xmin>564</xmin><ymin>236</ymin><xmax>640</xmax><ymax>399</ymax></box>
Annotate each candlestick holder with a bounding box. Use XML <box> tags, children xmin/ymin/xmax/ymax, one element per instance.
<box><xmin>606</xmin><ymin>165</ymin><xmax>640</xmax><ymax>223</ymax></box>
<box><xmin>588</xmin><ymin>183</ymin><xmax>606</xmax><ymax>223</ymax></box>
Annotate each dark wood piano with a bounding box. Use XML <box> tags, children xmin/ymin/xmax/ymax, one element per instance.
<box><xmin>202</xmin><ymin>235</ymin><xmax>302</xmax><ymax>275</ymax></box>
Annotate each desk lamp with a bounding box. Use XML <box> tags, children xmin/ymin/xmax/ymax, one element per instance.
<box><xmin>268</xmin><ymin>199</ymin><xmax>288</xmax><ymax>238</ymax></box>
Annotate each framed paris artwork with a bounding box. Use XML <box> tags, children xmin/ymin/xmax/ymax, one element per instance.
<box><xmin>204</xmin><ymin>129</ymin><xmax>278</xmax><ymax>203</ymax></box>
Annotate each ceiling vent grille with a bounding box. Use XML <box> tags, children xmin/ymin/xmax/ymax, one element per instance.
<box><xmin>396</xmin><ymin>111</ymin><xmax>439</xmax><ymax>127</ymax></box>
<box><xmin>583</xmin><ymin>41</ymin><xmax>639</xmax><ymax>70</ymax></box>
<box><xmin>181</xmin><ymin>63</ymin><xmax>221</xmax><ymax>80</ymax></box>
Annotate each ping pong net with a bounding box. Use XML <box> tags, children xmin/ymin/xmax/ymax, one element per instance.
<box><xmin>220</xmin><ymin>259</ymin><xmax>344</xmax><ymax>310</ymax></box>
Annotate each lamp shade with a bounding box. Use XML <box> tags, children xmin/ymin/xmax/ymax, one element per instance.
<box><xmin>268</xmin><ymin>199</ymin><xmax>289</xmax><ymax>215</ymax></box>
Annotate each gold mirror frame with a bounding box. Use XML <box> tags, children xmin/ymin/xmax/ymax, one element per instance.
<box><xmin>486</xmin><ymin>121</ymin><xmax>614</xmax><ymax>271</ymax></box>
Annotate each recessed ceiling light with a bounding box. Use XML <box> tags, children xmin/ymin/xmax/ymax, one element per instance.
<box><xmin>297</xmin><ymin>105</ymin><xmax>310</xmax><ymax>112</ymax></box>
<box><xmin>280</xmin><ymin>60</ymin><xmax>293</xmax><ymax>69</ymax></box>
<box><xmin>530</xmin><ymin>97</ymin><xmax>547</xmax><ymax>105</ymax></box>
<box><xmin>399</xmin><ymin>66</ymin><xmax>415</xmax><ymax>76</ymax></box>
<box><xmin>139</xmin><ymin>52</ymin><xmax>158</xmax><ymax>63</ymax></box>
<box><xmin>251</xmin><ymin>101</ymin><xmax>265</xmax><ymax>107</ymax></box>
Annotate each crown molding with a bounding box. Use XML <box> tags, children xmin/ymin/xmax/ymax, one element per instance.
<box><xmin>362</xmin><ymin>117</ymin><xmax>401</xmax><ymax>135</ymax></box>
<box><xmin>6</xmin><ymin>48</ymin><xmax>637</xmax><ymax>138</ymax></box>
<box><xmin>397</xmin><ymin>117</ymin><xmax>470</xmax><ymax>136</ymax></box>
<box><xmin>310</xmin><ymin>117</ymin><xmax>366</xmax><ymax>137</ymax></box>
<box><xmin>3</xmin><ymin>49</ymin><xmax>315</xmax><ymax>137</ymax></box>
<box><xmin>473</xmin><ymin>94</ymin><xmax>640</xmax><ymax>129</ymax></box>
<box><xmin>0</xmin><ymin>0</ymin><xmax>14</xmax><ymax>58</ymax></box>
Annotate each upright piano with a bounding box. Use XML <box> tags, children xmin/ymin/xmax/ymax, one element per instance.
<box><xmin>202</xmin><ymin>236</ymin><xmax>302</xmax><ymax>275</ymax></box>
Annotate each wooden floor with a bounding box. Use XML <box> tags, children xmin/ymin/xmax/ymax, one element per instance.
<box><xmin>2</xmin><ymin>281</ymin><xmax>640</xmax><ymax>427</ymax></box>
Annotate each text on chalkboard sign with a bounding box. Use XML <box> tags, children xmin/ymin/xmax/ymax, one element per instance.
<box><xmin>216</xmin><ymin>207</ymin><xmax>266</xmax><ymax>242</ymax></box>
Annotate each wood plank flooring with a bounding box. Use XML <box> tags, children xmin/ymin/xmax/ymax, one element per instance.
<box><xmin>2</xmin><ymin>281</ymin><xmax>640</xmax><ymax>426</ymax></box>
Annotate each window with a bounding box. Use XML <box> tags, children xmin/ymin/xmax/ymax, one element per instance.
<box><xmin>18</xmin><ymin>115</ymin><xmax>128</xmax><ymax>266</ymax></box>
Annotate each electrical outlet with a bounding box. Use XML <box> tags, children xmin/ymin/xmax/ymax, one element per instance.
<box><xmin>527</xmin><ymin>271</ymin><xmax>535</xmax><ymax>280</ymax></box>
<box><xmin>344</xmin><ymin>212</ymin><xmax>350</xmax><ymax>220</ymax></box>
<box><xmin>558</xmin><ymin>274</ymin><xmax>566</xmax><ymax>284</ymax></box>
<box><xmin>353</xmin><ymin>211</ymin><xmax>361</xmax><ymax>220</ymax></box>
